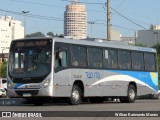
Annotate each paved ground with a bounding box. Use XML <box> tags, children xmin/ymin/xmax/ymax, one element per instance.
<box><xmin>0</xmin><ymin>99</ymin><xmax>160</xmax><ymax>120</ymax></box>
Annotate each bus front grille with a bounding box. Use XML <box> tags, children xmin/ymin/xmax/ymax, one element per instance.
<box><xmin>15</xmin><ymin>90</ymin><xmax>39</xmax><ymax>96</ymax></box>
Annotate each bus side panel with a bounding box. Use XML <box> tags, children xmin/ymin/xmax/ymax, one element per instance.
<box><xmin>83</xmin><ymin>70</ymin><xmax>128</xmax><ymax>97</ymax></box>
<box><xmin>69</xmin><ymin>69</ymin><xmax>128</xmax><ymax>97</ymax></box>
<box><xmin>84</xmin><ymin>81</ymin><xmax>128</xmax><ymax>97</ymax></box>
<box><xmin>137</xmin><ymin>72</ymin><xmax>158</xmax><ymax>96</ymax></box>
<box><xmin>53</xmin><ymin>69</ymin><xmax>72</xmax><ymax>97</ymax></box>
<box><xmin>107</xmin><ymin>70</ymin><xmax>158</xmax><ymax>96</ymax></box>
<box><xmin>53</xmin><ymin>69</ymin><xmax>158</xmax><ymax>98</ymax></box>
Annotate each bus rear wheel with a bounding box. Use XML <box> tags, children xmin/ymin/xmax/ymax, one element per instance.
<box><xmin>68</xmin><ymin>85</ymin><xmax>82</xmax><ymax>105</ymax></box>
<box><xmin>126</xmin><ymin>85</ymin><xmax>136</xmax><ymax>103</ymax></box>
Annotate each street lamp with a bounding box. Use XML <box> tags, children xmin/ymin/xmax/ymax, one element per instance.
<box><xmin>88</xmin><ymin>21</ymin><xmax>95</xmax><ymax>38</ymax></box>
<box><xmin>22</xmin><ymin>11</ymin><xmax>29</xmax><ymax>37</ymax></box>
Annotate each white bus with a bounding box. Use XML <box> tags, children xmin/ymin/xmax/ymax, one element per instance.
<box><xmin>7</xmin><ymin>37</ymin><xmax>158</xmax><ymax>105</ymax></box>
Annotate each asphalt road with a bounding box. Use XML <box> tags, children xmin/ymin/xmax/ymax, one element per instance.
<box><xmin>0</xmin><ymin>99</ymin><xmax>160</xmax><ymax>120</ymax></box>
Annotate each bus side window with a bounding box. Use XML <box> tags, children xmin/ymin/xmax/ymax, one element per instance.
<box><xmin>131</xmin><ymin>52</ymin><xmax>144</xmax><ymax>71</ymax></box>
<box><xmin>55</xmin><ymin>47</ymin><xmax>67</xmax><ymax>69</ymax></box>
<box><xmin>144</xmin><ymin>53</ymin><xmax>156</xmax><ymax>71</ymax></box>
<box><xmin>61</xmin><ymin>51</ymin><xmax>67</xmax><ymax>67</ymax></box>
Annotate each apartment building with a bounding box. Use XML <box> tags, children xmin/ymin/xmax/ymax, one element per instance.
<box><xmin>64</xmin><ymin>2</ymin><xmax>87</xmax><ymax>39</ymax></box>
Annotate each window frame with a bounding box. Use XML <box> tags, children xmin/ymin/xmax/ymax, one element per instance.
<box><xmin>70</xmin><ymin>45</ymin><xmax>87</xmax><ymax>68</ymax></box>
<box><xmin>131</xmin><ymin>51</ymin><xmax>145</xmax><ymax>71</ymax></box>
<box><xmin>118</xmin><ymin>49</ymin><xmax>131</xmax><ymax>70</ymax></box>
<box><xmin>87</xmin><ymin>47</ymin><xmax>103</xmax><ymax>68</ymax></box>
<box><xmin>54</xmin><ymin>42</ymin><xmax>157</xmax><ymax>72</ymax></box>
<box><xmin>144</xmin><ymin>52</ymin><xmax>157</xmax><ymax>72</ymax></box>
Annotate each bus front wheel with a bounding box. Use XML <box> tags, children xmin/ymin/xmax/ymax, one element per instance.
<box><xmin>68</xmin><ymin>85</ymin><xmax>82</xmax><ymax>105</ymax></box>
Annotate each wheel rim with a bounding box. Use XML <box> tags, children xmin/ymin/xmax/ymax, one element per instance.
<box><xmin>129</xmin><ymin>88</ymin><xmax>135</xmax><ymax>100</ymax></box>
<box><xmin>72</xmin><ymin>88</ymin><xmax>80</xmax><ymax>102</ymax></box>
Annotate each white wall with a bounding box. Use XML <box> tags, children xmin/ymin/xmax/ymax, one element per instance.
<box><xmin>0</xmin><ymin>16</ymin><xmax>24</xmax><ymax>53</ymax></box>
<box><xmin>136</xmin><ymin>30</ymin><xmax>160</xmax><ymax>47</ymax></box>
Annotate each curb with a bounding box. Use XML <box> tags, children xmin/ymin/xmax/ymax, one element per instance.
<box><xmin>0</xmin><ymin>98</ymin><xmax>26</xmax><ymax>106</ymax></box>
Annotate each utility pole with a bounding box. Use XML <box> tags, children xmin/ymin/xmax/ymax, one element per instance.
<box><xmin>22</xmin><ymin>11</ymin><xmax>29</xmax><ymax>38</ymax></box>
<box><xmin>88</xmin><ymin>21</ymin><xmax>95</xmax><ymax>38</ymax></box>
<box><xmin>107</xmin><ymin>0</ymin><xmax>111</xmax><ymax>41</ymax></box>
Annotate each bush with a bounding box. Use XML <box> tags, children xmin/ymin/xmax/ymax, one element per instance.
<box><xmin>1</xmin><ymin>61</ymin><xmax>7</xmax><ymax>78</ymax></box>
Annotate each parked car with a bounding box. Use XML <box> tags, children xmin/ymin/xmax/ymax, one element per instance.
<box><xmin>0</xmin><ymin>88</ymin><xmax>6</xmax><ymax>97</ymax></box>
<box><xmin>0</xmin><ymin>78</ymin><xmax>7</xmax><ymax>97</ymax></box>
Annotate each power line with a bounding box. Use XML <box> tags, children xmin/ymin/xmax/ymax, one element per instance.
<box><xmin>10</xmin><ymin>0</ymin><xmax>148</xmax><ymax>29</ymax></box>
<box><xmin>90</xmin><ymin>21</ymin><xmax>136</xmax><ymax>31</ymax></box>
<box><xmin>7</xmin><ymin>0</ymin><xmax>148</xmax><ymax>32</ymax></box>
<box><xmin>10</xmin><ymin>0</ymin><xmax>105</xmax><ymax>13</ymax></box>
<box><xmin>110</xmin><ymin>7</ymin><xmax>147</xmax><ymax>30</ymax></box>
<box><xmin>10</xmin><ymin>0</ymin><xmax>64</xmax><ymax>8</ymax></box>
<box><xmin>0</xmin><ymin>9</ymin><xmax>64</xmax><ymax>21</ymax></box>
<box><xmin>0</xmin><ymin>8</ymin><xmax>89</xmax><ymax>23</ymax></box>
<box><xmin>116</xmin><ymin>0</ymin><xmax>126</xmax><ymax>10</ymax></box>
<box><xmin>111</xmin><ymin>24</ymin><xmax>136</xmax><ymax>31</ymax></box>
<box><xmin>60</xmin><ymin>0</ymin><xmax>104</xmax><ymax>5</ymax></box>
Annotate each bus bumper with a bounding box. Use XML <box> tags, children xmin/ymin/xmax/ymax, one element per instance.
<box><xmin>7</xmin><ymin>85</ymin><xmax>53</xmax><ymax>98</ymax></box>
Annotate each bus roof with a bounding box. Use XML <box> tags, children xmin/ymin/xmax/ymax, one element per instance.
<box><xmin>12</xmin><ymin>37</ymin><xmax>156</xmax><ymax>53</ymax></box>
<box><xmin>53</xmin><ymin>37</ymin><xmax>156</xmax><ymax>53</ymax></box>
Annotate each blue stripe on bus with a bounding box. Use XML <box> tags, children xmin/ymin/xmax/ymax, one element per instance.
<box><xmin>107</xmin><ymin>70</ymin><xmax>158</xmax><ymax>92</ymax></box>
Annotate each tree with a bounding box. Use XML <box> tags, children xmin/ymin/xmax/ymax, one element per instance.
<box><xmin>134</xmin><ymin>43</ymin><xmax>146</xmax><ymax>47</ymax></box>
<box><xmin>26</xmin><ymin>32</ymin><xmax>64</xmax><ymax>38</ymax></box>
<box><xmin>47</xmin><ymin>32</ymin><xmax>54</xmax><ymax>37</ymax></box>
<box><xmin>1</xmin><ymin>61</ymin><xmax>7</xmax><ymax>78</ymax></box>
<box><xmin>153</xmin><ymin>44</ymin><xmax>160</xmax><ymax>90</ymax></box>
<box><xmin>26</xmin><ymin>32</ymin><xmax>45</xmax><ymax>38</ymax></box>
<box><xmin>59</xmin><ymin>34</ymin><xmax>64</xmax><ymax>38</ymax></box>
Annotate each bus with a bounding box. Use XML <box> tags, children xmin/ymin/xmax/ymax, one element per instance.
<box><xmin>7</xmin><ymin>37</ymin><xmax>158</xmax><ymax>105</ymax></box>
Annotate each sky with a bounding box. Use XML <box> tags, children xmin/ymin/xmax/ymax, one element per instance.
<box><xmin>0</xmin><ymin>0</ymin><xmax>160</xmax><ymax>39</ymax></box>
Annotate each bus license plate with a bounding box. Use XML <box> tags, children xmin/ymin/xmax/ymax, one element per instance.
<box><xmin>23</xmin><ymin>93</ymin><xmax>31</xmax><ymax>97</ymax></box>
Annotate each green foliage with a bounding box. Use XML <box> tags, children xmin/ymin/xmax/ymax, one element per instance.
<box><xmin>47</xmin><ymin>32</ymin><xmax>54</xmax><ymax>37</ymax></box>
<box><xmin>26</xmin><ymin>32</ymin><xmax>64</xmax><ymax>38</ymax></box>
<box><xmin>153</xmin><ymin>44</ymin><xmax>160</xmax><ymax>90</ymax></box>
<box><xmin>26</xmin><ymin>32</ymin><xmax>45</xmax><ymax>38</ymax></box>
<box><xmin>134</xmin><ymin>43</ymin><xmax>146</xmax><ymax>47</ymax></box>
<box><xmin>1</xmin><ymin>61</ymin><xmax>7</xmax><ymax>78</ymax></box>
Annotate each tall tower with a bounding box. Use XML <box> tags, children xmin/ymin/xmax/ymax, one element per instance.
<box><xmin>64</xmin><ymin>0</ymin><xmax>87</xmax><ymax>39</ymax></box>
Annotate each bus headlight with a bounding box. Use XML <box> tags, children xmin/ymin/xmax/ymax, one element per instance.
<box><xmin>42</xmin><ymin>80</ymin><xmax>49</xmax><ymax>88</ymax></box>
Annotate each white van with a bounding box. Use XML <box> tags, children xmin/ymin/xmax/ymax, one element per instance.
<box><xmin>0</xmin><ymin>78</ymin><xmax>7</xmax><ymax>97</ymax></box>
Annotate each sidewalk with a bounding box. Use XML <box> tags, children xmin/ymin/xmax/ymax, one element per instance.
<box><xmin>0</xmin><ymin>98</ymin><xmax>26</xmax><ymax>106</ymax></box>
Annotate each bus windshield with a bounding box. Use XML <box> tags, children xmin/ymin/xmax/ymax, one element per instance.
<box><xmin>8</xmin><ymin>39</ymin><xmax>52</xmax><ymax>83</ymax></box>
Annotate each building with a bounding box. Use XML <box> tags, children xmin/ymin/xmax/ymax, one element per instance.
<box><xmin>135</xmin><ymin>25</ymin><xmax>160</xmax><ymax>47</ymax></box>
<box><xmin>111</xmin><ymin>29</ymin><xmax>121</xmax><ymax>41</ymax></box>
<box><xmin>136</xmin><ymin>25</ymin><xmax>160</xmax><ymax>47</ymax></box>
<box><xmin>0</xmin><ymin>16</ymin><xmax>24</xmax><ymax>62</ymax></box>
<box><xmin>120</xmin><ymin>37</ymin><xmax>135</xmax><ymax>45</ymax></box>
<box><xmin>64</xmin><ymin>1</ymin><xmax>87</xmax><ymax>39</ymax></box>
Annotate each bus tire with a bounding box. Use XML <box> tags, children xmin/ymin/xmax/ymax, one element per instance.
<box><xmin>125</xmin><ymin>85</ymin><xmax>136</xmax><ymax>103</ymax></box>
<box><xmin>68</xmin><ymin>85</ymin><xmax>82</xmax><ymax>105</ymax></box>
